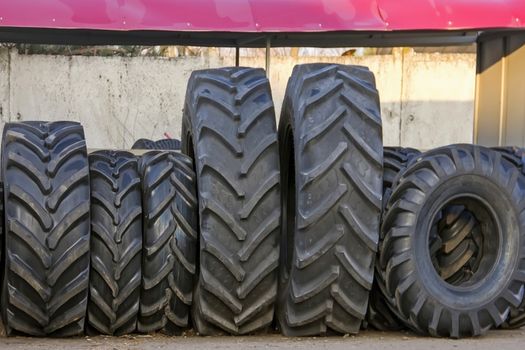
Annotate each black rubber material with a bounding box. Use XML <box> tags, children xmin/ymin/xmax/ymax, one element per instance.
<box><xmin>182</xmin><ymin>67</ymin><xmax>280</xmax><ymax>335</ymax></box>
<box><xmin>277</xmin><ymin>64</ymin><xmax>383</xmax><ymax>336</ymax></box>
<box><xmin>132</xmin><ymin>138</ymin><xmax>181</xmax><ymax>150</ymax></box>
<box><xmin>0</xmin><ymin>181</ymin><xmax>4</xmax><ymax>323</ymax></box>
<box><xmin>382</xmin><ymin>147</ymin><xmax>421</xmax><ymax>210</ymax></box>
<box><xmin>1</xmin><ymin>121</ymin><xmax>90</xmax><ymax>336</ymax></box>
<box><xmin>492</xmin><ymin>146</ymin><xmax>525</xmax><ymax>329</ymax></box>
<box><xmin>87</xmin><ymin>150</ymin><xmax>142</xmax><ymax>335</ymax></box>
<box><xmin>380</xmin><ymin>144</ymin><xmax>525</xmax><ymax>338</ymax></box>
<box><xmin>155</xmin><ymin>139</ymin><xmax>181</xmax><ymax>151</ymax></box>
<box><xmin>492</xmin><ymin>147</ymin><xmax>525</xmax><ymax>170</ymax></box>
<box><xmin>366</xmin><ymin>147</ymin><xmax>420</xmax><ymax>331</ymax></box>
<box><xmin>430</xmin><ymin>205</ymin><xmax>483</xmax><ymax>285</ymax></box>
<box><xmin>132</xmin><ymin>139</ymin><xmax>156</xmax><ymax>150</ymax></box>
<box><xmin>137</xmin><ymin>150</ymin><xmax>198</xmax><ymax>334</ymax></box>
<box><xmin>0</xmin><ymin>183</ymin><xmax>4</xmax><ymax>290</ymax></box>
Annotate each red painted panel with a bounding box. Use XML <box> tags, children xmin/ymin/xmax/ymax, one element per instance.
<box><xmin>377</xmin><ymin>0</ymin><xmax>524</xmax><ymax>30</ymax></box>
<box><xmin>0</xmin><ymin>0</ymin><xmax>523</xmax><ymax>32</ymax></box>
<box><xmin>248</xmin><ymin>0</ymin><xmax>385</xmax><ymax>31</ymax></box>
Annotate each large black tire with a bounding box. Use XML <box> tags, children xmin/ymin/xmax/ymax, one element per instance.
<box><xmin>155</xmin><ymin>139</ymin><xmax>181</xmax><ymax>151</ymax></box>
<box><xmin>132</xmin><ymin>138</ymin><xmax>181</xmax><ymax>151</ymax></box>
<box><xmin>0</xmin><ymin>183</ymin><xmax>4</xmax><ymax>289</ymax></box>
<box><xmin>0</xmin><ymin>181</ymin><xmax>4</xmax><ymax>328</ymax></box>
<box><xmin>382</xmin><ymin>147</ymin><xmax>421</xmax><ymax>209</ymax></box>
<box><xmin>138</xmin><ymin>151</ymin><xmax>197</xmax><ymax>334</ymax></box>
<box><xmin>87</xmin><ymin>151</ymin><xmax>142</xmax><ymax>335</ymax></box>
<box><xmin>182</xmin><ymin>67</ymin><xmax>280</xmax><ymax>335</ymax></box>
<box><xmin>492</xmin><ymin>147</ymin><xmax>525</xmax><ymax>170</ymax></box>
<box><xmin>492</xmin><ymin>146</ymin><xmax>525</xmax><ymax>329</ymax></box>
<box><xmin>277</xmin><ymin>64</ymin><xmax>383</xmax><ymax>336</ymax></box>
<box><xmin>366</xmin><ymin>147</ymin><xmax>420</xmax><ymax>331</ymax></box>
<box><xmin>1</xmin><ymin>121</ymin><xmax>90</xmax><ymax>336</ymax></box>
<box><xmin>132</xmin><ymin>138</ymin><xmax>156</xmax><ymax>150</ymax></box>
<box><xmin>380</xmin><ymin>144</ymin><xmax>525</xmax><ymax>338</ymax></box>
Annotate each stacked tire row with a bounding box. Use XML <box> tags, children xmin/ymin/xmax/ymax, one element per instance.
<box><xmin>1</xmin><ymin>64</ymin><xmax>525</xmax><ymax>339</ymax></box>
<box><xmin>0</xmin><ymin>121</ymin><xmax>198</xmax><ymax>337</ymax></box>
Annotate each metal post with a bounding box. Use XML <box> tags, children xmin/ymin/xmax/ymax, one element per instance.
<box><xmin>235</xmin><ymin>46</ymin><xmax>240</xmax><ymax>67</ymax></box>
<box><xmin>265</xmin><ymin>37</ymin><xmax>271</xmax><ymax>76</ymax></box>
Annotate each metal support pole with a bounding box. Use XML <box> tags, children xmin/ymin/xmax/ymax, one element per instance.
<box><xmin>265</xmin><ymin>37</ymin><xmax>271</xmax><ymax>76</ymax></box>
<box><xmin>235</xmin><ymin>46</ymin><xmax>240</xmax><ymax>67</ymax></box>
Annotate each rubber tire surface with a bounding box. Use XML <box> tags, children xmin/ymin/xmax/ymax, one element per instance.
<box><xmin>380</xmin><ymin>144</ymin><xmax>525</xmax><ymax>338</ymax></box>
<box><xmin>1</xmin><ymin>121</ymin><xmax>90</xmax><ymax>336</ymax></box>
<box><xmin>182</xmin><ymin>67</ymin><xmax>280</xmax><ymax>335</ymax></box>
<box><xmin>493</xmin><ymin>146</ymin><xmax>525</xmax><ymax>329</ymax></box>
<box><xmin>138</xmin><ymin>150</ymin><xmax>198</xmax><ymax>334</ymax></box>
<box><xmin>492</xmin><ymin>147</ymin><xmax>525</xmax><ymax>170</ymax></box>
<box><xmin>277</xmin><ymin>64</ymin><xmax>383</xmax><ymax>336</ymax></box>
<box><xmin>0</xmin><ymin>183</ymin><xmax>4</xmax><ymax>290</ymax></box>
<box><xmin>366</xmin><ymin>147</ymin><xmax>420</xmax><ymax>331</ymax></box>
<box><xmin>382</xmin><ymin>147</ymin><xmax>421</xmax><ymax>210</ymax></box>
<box><xmin>87</xmin><ymin>151</ymin><xmax>142</xmax><ymax>335</ymax></box>
<box><xmin>132</xmin><ymin>138</ymin><xmax>181</xmax><ymax>150</ymax></box>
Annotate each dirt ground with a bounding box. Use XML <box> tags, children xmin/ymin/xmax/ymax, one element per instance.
<box><xmin>0</xmin><ymin>329</ymin><xmax>522</xmax><ymax>350</ymax></box>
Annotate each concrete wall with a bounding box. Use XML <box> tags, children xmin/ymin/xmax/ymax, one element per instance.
<box><xmin>0</xmin><ymin>48</ymin><xmax>476</xmax><ymax>149</ymax></box>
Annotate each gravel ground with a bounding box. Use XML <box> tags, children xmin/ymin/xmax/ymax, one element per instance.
<box><xmin>0</xmin><ymin>329</ymin><xmax>522</xmax><ymax>350</ymax></box>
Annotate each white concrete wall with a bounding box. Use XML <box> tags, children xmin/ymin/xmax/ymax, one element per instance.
<box><xmin>0</xmin><ymin>48</ymin><xmax>476</xmax><ymax>150</ymax></box>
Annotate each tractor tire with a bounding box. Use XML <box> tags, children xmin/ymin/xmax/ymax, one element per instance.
<box><xmin>1</xmin><ymin>121</ymin><xmax>90</xmax><ymax>336</ymax></box>
<box><xmin>366</xmin><ymin>147</ymin><xmax>420</xmax><ymax>331</ymax></box>
<box><xmin>492</xmin><ymin>146</ymin><xmax>525</xmax><ymax>329</ymax></box>
<box><xmin>138</xmin><ymin>150</ymin><xmax>198</xmax><ymax>334</ymax></box>
<box><xmin>182</xmin><ymin>67</ymin><xmax>280</xmax><ymax>335</ymax></box>
<box><xmin>382</xmin><ymin>147</ymin><xmax>421</xmax><ymax>209</ymax></box>
<box><xmin>132</xmin><ymin>138</ymin><xmax>156</xmax><ymax>150</ymax></box>
<box><xmin>132</xmin><ymin>138</ymin><xmax>181</xmax><ymax>150</ymax></box>
<box><xmin>277</xmin><ymin>64</ymin><xmax>383</xmax><ymax>336</ymax></box>
<box><xmin>154</xmin><ymin>139</ymin><xmax>181</xmax><ymax>151</ymax></box>
<box><xmin>87</xmin><ymin>151</ymin><xmax>142</xmax><ymax>335</ymax></box>
<box><xmin>0</xmin><ymin>183</ymin><xmax>4</xmax><ymax>284</ymax></box>
<box><xmin>380</xmin><ymin>144</ymin><xmax>525</xmax><ymax>338</ymax></box>
<box><xmin>492</xmin><ymin>147</ymin><xmax>525</xmax><ymax>170</ymax></box>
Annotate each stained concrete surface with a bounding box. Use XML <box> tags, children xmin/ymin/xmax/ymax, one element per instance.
<box><xmin>0</xmin><ymin>48</ymin><xmax>476</xmax><ymax>150</ymax></box>
<box><xmin>0</xmin><ymin>329</ymin><xmax>522</xmax><ymax>350</ymax></box>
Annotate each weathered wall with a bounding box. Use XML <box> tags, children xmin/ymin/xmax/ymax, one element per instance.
<box><xmin>0</xmin><ymin>48</ymin><xmax>476</xmax><ymax>149</ymax></box>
